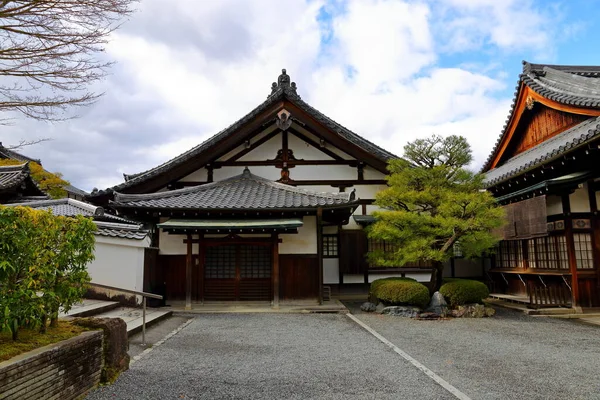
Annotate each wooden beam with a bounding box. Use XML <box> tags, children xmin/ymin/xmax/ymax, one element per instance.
<box><xmin>212</xmin><ymin>159</ymin><xmax>357</xmax><ymax>167</ymax></box>
<box><xmin>283</xmin><ymin>101</ymin><xmax>389</xmax><ymax>173</ymax></box>
<box><xmin>587</xmin><ymin>181</ymin><xmax>600</xmax><ymax>292</ymax></box>
<box><xmin>185</xmin><ymin>233</ymin><xmax>192</xmax><ymax>310</ymax></box>
<box><xmin>225</xmin><ymin>129</ymin><xmax>280</xmax><ymax>162</ymax></box>
<box><xmin>562</xmin><ymin>194</ymin><xmax>580</xmax><ymax>309</ymax></box>
<box><xmin>317</xmin><ymin>207</ymin><xmax>324</xmax><ymax>305</ymax></box>
<box><xmin>272</xmin><ymin>234</ymin><xmax>280</xmax><ymax>308</ymax></box>
<box><xmin>288</xmin><ymin>128</ymin><xmax>345</xmax><ymax>161</ymax></box>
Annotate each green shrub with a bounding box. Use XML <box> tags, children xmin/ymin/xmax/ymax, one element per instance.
<box><xmin>439</xmin><ymin>279</ymin><xmax>489</xmax><ymax>307</ymax></box>
<box><xmin>370</xmin><ymin>277</ymin><xmax>430</xmax><ymax>308</ymax></box>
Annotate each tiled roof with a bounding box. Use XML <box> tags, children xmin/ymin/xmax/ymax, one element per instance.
<box><xmin>0</xmin><ymin>163</ymin><xmax>31</xmax><ymax>190</ymax></box>
<box><xmin>8</xmin><ymin>197</ymin><xmax>104</xmax><ymax>216</ymax></box>
<box><xmin>6</xmin><ymin>198</ymin><xmax>148</xmax><ymax>240</ymax></box>
<box><xmin>482</xmin><ymin>61</ymin><xmax>600</xmax><ymax>172</ymax></box>
<box><xmin>64</xmin><ymin>184</ymin><xmax>89</xmax><ymax>197</ymax></box>
<box><xmin>94</xmin><ymin>221</ymin><xmax>149</xmax><ymax>240</ymax></box>
<box><xmin>0</xmin><ymin>143</ymin><xmax>41</xmax><ymax>164</ymax></box>
<box><xmin>91</xmin><ymin>69</ymin><xmax>397</xmax><ymax>197</ymax></box>
<box><xmin>484</xmin><ymin>117</ymin><xmax>600</xmax><ymax>186</ymax></box>
<box><xmin>111</xmin><ymin>167</ymin><xmax>356</xmax><ymax>210</ymax></box>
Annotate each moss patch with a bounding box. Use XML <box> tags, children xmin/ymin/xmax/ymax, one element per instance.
<box><xmin>0</xmin><ymin>321</ymin><xmax>86</xmax><ymax>362</ymax></box>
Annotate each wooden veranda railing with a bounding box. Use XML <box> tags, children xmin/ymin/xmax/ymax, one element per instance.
<box><xmin>527</xmin><ymin>282</ymin><xmax>571</xmax><ymax>309</ymax></box>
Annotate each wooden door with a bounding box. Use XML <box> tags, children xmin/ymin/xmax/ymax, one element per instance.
<box><xmin>279</xmin><ymin>255</ymin><xmax>319</xmax><ymax>300</ymax></box>
<box><xmin>203</xmin><ymin>244</ymin><xmax>272</xmax><ymax>301</ymax></box>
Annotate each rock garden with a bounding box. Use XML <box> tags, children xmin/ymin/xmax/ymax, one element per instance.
<box><xmin>360</xmin><ymin>277</ymin><xmax>495</xmax><ymax>319</ymax></box>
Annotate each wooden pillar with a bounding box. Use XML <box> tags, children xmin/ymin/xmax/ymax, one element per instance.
<box><xmin>198</xmin><ymin>233</ymin><xmax>205</xmax><ymax>304</ymax></box>
<box><xmin>562</xmin><ymin>194</ymin><xmax>580</xmax><ymax>308</ymax></box>
<box><xmin>587</xmin><ymin>181</ymin><xmax>600</xmax><ymax>293</ymax></box>
<box><xmin>185</xmin><ymin>233</ymin><xmax>192</xmax><ymax>310</ymax></box>
<box><xmin>317</xmin><ymin>208</ymin><xmax>324</xmax><ymax>305</ymax></box>
<box><xmin>272</xmin><ymin>234</ymin><xmax>280</xmax><ymax>308</ymax></box>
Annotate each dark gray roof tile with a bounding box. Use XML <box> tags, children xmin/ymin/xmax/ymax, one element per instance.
<box><xmin>112</xmin><ymin>167</ymin><xmax>356</xmax><ymax>210</ymax></box>
<box><xmin>0</xmin><ymin>163</ymin><xmax>30</xmax><ymax>190</ymax></box>
<box><xmin>482</xmin><ymin>61</ymin><xmax>600</xmax><ymax>172</ymax></box>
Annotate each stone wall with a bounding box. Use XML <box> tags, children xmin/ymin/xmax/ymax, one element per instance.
<box><xmin>0</xmin><ymin>330</ymin><xmax>103</xmax><ymax>400</ymax></box>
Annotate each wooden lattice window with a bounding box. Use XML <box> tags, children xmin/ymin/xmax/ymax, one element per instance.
<box><xmin>240</xmin><ymin>245</ymin><xmax>271</xmax><ymax>278</ymax></box>
<box><xmin>528</xmin><ymin>235</ymin><xmax>569</xmax><ymax>270</ymax></box>
<box><xmin>367</xmin><ymin>238</ymin><xmax>400</xmax><ymax>268</ymax></box>
<box><xmin>323</xmin><ymin>234</ymin><xmax>339</xmax><ymax>258</ymax></box>
<box><xmin>205</xmin><ymin>245</ymin><xmax>236</xmax><ymax>279</ymax></box>
<box><xmin>497</xmin><ymin>240</ymin><xmax>523</xmax><ymax>268</ymax></box>
<box><xmin>574</xmin><ymin>233</ymin><xmax>594</xmax><ymax>269</ymax></box>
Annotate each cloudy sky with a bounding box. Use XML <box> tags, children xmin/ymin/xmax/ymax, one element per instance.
<box><xmin>4</xmin><ymin>0</ymin><xmax>600</xmax><ymax>192</ymax></box>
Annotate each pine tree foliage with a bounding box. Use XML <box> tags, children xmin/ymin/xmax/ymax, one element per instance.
<box><xmin>368</xmin><ymin>135</ymin><xmax>504</xmax><ymax>272</ymax></box>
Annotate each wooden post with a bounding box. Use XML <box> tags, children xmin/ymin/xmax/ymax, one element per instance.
<box><xmin>562</xmin><ymin>194</ymin><xmax>580</xmax><ymax>309</ymax></box>
<box><xmin>272</xmin><ymin>234</ymin><xmax>280</xmax><ymax>308</ymax></box>
<box><xmin>185</xmin><ymin>233</ymin><xmax>192</xmax><ymax>310</ymax></box>
<box><xmin>317</xmin><ymin>208</ymin><xmax>324</xmax><ymax>305</ymax></box>
<box><xmin>587</xmin><ymin>181</ymin><xmax>600</xmax><ymax>294</ymax></box>
<box><xmin>198</xmin><ymin>233</ymin><xmax>205</xmax><ymax>304</ymax></box>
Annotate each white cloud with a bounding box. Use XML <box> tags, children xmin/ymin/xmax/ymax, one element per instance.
<box><xmin>1</xmin><ymin>0</ymin><xmax>582</xmax><ymax>190</ymax></box>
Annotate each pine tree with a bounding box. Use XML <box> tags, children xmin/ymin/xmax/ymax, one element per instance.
<box><xmin>368</xmin><ymin>135</ymin><xmax>505</xmax><ymax>290</ymax></box>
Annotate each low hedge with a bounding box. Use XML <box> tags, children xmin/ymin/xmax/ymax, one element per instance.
<box><xmin>439</xmin><ymin>279</ymin><xmax>489</xmax><ymax>307</ymax></box>
<box><xmin>370</xmin><ymin>277</ymin><xmax>430</xmax><ymax>308</ymax></box>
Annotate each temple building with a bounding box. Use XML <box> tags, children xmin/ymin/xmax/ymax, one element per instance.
<box><xmin>483</xmin><ymin>62</ymin><xmax>600</xmax><ymax>309</ymax></box>
<box><xmin>89</xmin><ymin>69</ymin><xmax>406</xmax><ymax>308</ymax></box>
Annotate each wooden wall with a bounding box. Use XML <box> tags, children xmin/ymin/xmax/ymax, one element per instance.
<box><xmin>339</xmin><ymin>230</ymin><xmax>368</xmax><ymax>274</ymax></box>
<box><xmin>279</xmin><ymin>255</ymin><xmax>318</xmax><ymax>300</ymax></box>
<box><xmin>510</xmin><ymin>106</ymin><xmax>588</xmax><ymax>158</ymax></box>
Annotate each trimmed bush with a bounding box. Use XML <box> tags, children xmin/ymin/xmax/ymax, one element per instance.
<box><xmin>370</xmin><ymin>278</ymin><xmax>430</xmax><ymax>308</ymax></box>
<box><xmin>439</xmin><ymin>279</ymin><xmax>489</xmax><ymax>307</ymax></box>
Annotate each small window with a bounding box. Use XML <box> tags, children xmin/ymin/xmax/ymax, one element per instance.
<box><xmin>323</xmin><ymin>234</ymin><xmax>339</xmax><ymax>257</ymax></box>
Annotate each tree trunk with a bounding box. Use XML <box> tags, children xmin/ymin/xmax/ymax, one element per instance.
<box><xmin>50</xmin><ymin>315</ymin><xmax>58</xmax><ymax>328</ymax></box>
<box><xmin>432</xmin><ymin>261</ymin><xmax>444</xmax><ymax>292</ymax></box>
<box><xmin>12</xmin><ymin>327</ymin><xmax>18</xmax><ymax>341</ymax></box>
<box><xmin>39</xmin><ymin>314</ymin><xmax>47</xmax><ymax>334</ymax></box>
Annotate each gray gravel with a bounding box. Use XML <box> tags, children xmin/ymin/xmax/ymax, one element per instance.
<box><xmin>351</xmin><ymin>305</ymin><xmax>600</xmax><ymax>400</ymax></box>
<box><xmin>128</xmin><ymin>315</ymin><xmax>190</xmax><ymax>359</ymax></box>
<box><xmin>87</xmin><ymin>313</ymin><xmax>452</xmax><ymax>400</ymax></box>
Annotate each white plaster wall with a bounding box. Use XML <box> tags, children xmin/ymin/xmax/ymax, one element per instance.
<box><xmin>288</xmin><ymin>134</ymin><xmax>334</xmax><ymax>160</ymax></box>
<box><xmin>546</xmin><ymin>195</ymin><xmax>563</xmax><ymax>215</ymax></box>
<box><xmin>364</xmin><ymin>166</ymin><xmax>387</xmax><ymax>180</ymax></box>
<box><xmin>238</xmin><ymin>133</ymin><xmax>281</xmax><ymax>162</ymax></box>
<box><xmin>343</xmin><ymin>274</ymin><xmax>365</xmax><ymax>284</ymax></box>
<box><xmin>323</xmin><ymin>258</ymin><xmax>339</xmax><ymax>284</ymax></box>
<box><xmin>291</xmin><ymin>124</ymin><xmax>355</xmax><ymax>160</ymax></box>
<box><xmin>87</xmin><ymin>238</ymin><xmax>147</xmax><ymax>293</ymax></box>
<box><xmin>214</xmin><ymin>166</ymin><xmax>280</xmax><ymax>181</ymax></box>
<box><xmin>217</xmin><ymin>127</ymin><xmax>277</xmax><ymax>162</ymax></box>
<box><xmin>343</xmin><ymin>214</ymin><xmax>361</xmax><ymax>230</ymax></box>
<box><xmin>292</xmin><ymin>165</ymin><xmax>358</xmax><ymax>180</ymax></box>
<box><xmin>279</xmin><ymin>216</ymin><xmax>317</xmax><ymax>254</ymax></box>
<box><xmin>178</xmin><ymin>168</ymin><xmax>208</xmax><ymax>182</ymax></box>
<box><xmin>322</xmin><ymin>225</ymin><xmax>338</xmax><ymax>234</ymax></box>
<box><xmin>570</xmin><ymin>184</ymin><xmax>591</xmax><ymax>213</ymax></box>
<box><xmin>353</xmin><ymin>184</ymin><xmax>387</xmax><ymax>200</ymax></box>
<box><xmin>159</xmin><ymin>226</ymin><xmax>199</xmax><ymax>255</ymax></box>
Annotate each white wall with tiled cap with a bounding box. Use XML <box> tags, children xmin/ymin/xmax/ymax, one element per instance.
<box><xmin>569</xmin><ymin>183</ymin><xmax>591</xmax><ymax>213</ymax></box>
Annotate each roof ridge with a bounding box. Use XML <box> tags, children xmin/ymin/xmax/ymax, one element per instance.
<box><xmin>91</xmin><ymin>69</ymin><xmax>396</xmax><ymax>197</ymax></box>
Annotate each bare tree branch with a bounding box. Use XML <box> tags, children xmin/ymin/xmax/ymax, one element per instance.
<box><xmin>0</xmin><ymin>0</ymin><xmax>136</xmax><ymax>123</ymax></box>
<box><xmin>5</xmin><ymin>137</ymin><xmax>51</xmax><ymax>150</ymax></box>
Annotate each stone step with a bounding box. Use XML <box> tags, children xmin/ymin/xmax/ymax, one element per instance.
<box><xmin>92</xmin><ymin>306</ymin><xmax>173</xmax><ymax>335</ymax></box>
<box><xmin>59</xmin><ymin>299</ymin><xmax>120</xmax><ymax>318</ymax></box>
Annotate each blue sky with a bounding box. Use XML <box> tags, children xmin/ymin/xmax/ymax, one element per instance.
<box><xmin>4</xmin><ymin>0</ymin><xmax>600</xmax><ymax>191</ymax></box>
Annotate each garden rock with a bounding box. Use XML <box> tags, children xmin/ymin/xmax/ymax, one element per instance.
<box><xmin>450</xmin><ymin>304</ymin><xmax>496</xmax><ymax>318</ymax></box>
<box><xmin>381</xmin><ymin>306</ymin><xmax>421</xmax><ymax>318</ymax></box>
<box><xmin>376</xmin><ymin>303</ymin><xmax>386</xmax><ymax>313</ymax></box>
<box><xmin>360</xmin><ymin>302</ymin><xmax>377</xmax><ymax>312</ymax></box>
<box><xmin>417</xmin><ymin>312</ymin><xmax>442</xmax><ymax>320</ymax></box>
<box><xmin>425</xmin><ymin>291</ymin><xmax>448</xmax><ymax>317</ymax></box>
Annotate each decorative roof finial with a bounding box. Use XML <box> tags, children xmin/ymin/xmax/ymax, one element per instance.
<box><xmin>270</xmin><ymin>68</ymin><xmax>298</xmax><ymax>97</ymax></box>
<box><xmin>242</xmin><ymin>167</ymin><xmax>251</xmax><ymax>177</ymax></box>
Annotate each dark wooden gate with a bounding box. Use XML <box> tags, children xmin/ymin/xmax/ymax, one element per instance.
<box><xmin>204</xmin><ymin>244</ymin><xmax>272</xmax><ymax>301</ymax></box>
<box><xmin>279</xmin><ymin>255</ymin><xmax>319</xmax><ymax>300</ymax></box>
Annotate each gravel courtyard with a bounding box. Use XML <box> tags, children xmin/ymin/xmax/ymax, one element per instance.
<box><xmin>86</xmin><ymin>313</ymin><xmax>452</xmax><ymax>400</ymax></box>
<box><xmin>352</xmin><ymin>306</ymin><xmax>600</xmax><ymax>400</ymax></box>
<box><xmin>86</xmin><ymin>309</ymin><xmax>600</xmax><ymax>400</ymax></box>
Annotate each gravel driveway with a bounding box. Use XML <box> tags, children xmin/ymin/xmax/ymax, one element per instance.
<box><xmin>86</xmin><ymin>314</ymin><xmax>452</xmax><ymax>400</ymax></box>
<box><xmin>352</xmin><ymin>306</ymin><xmax>600</xmax><ymax>400</ymax></box>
